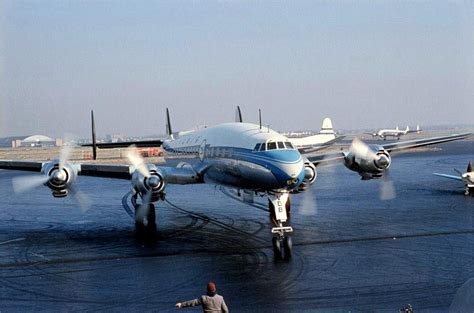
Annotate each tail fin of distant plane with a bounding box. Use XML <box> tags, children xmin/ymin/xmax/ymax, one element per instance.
<box><xmin>235</xmin><ymin>106</ymin><xmax>243</xmax><ymax>123</ymax></box>
<box><xmin>405</xmin><ymin>126</ymin><xmax>410</xmax><ymax>134</ymax></box>
<box><xmin>319</xmin><ymin>118</ymin><xmax>336</xmax><ymax>135</ymax></box>
<box><xmin>468</xmin><ymin>161</ymin><xmax>473</xmax><ymax>173</ymax></box>
<box><xmin>166</xmin><ymin>108</ymin><xmax>173</xmax><ymax>137</ymax></box>
<box><xmin>91</xmin><ymin>110</ymin><xmax>97</xmax><ymax>160</ymax></box>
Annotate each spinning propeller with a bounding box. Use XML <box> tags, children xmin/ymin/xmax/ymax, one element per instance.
<box><xmin>126</xmin><ymin>146</ymin><xmax>165</xmax><ymax>225</ymax></box>
<box><xmin>12</xmin><ymin>136</ymin><xmax>91</xmax><ymax>211</ymax></box>
<box><xmin>349</xmin><ymin>137</ymin><xmax>396</xmax><ymax>200</ymax></box>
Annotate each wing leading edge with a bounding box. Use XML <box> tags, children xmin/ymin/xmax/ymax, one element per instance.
<box><xmin>432</xmin><ymin>173</ymin><xmax>463</xmax><ymax>181</ymax></box>
<box><xmin>0</xmin><ymin>160</ymin><xmax>203</xmax><ymax>184</ymax></box>
<box><xmin>307</xmin><ymin>132</ymin><xmax>471</xmax><ymax>166</ymax></box>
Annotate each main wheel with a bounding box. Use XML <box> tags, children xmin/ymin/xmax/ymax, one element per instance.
<box><xmin>269</xmin><ymin>200</ymin><xmax>276</xmax><ymax>224</ymax></box>
<box><xmin>283</xmin><ymin>236</ymin><xmax>292</xmax><ymax>260</ymax></box>
<box><xmin>285</xmin><ymin>196</ymin><xmax>291</xmax><ymax>218</ymax></box>
<box><xmin>272</xmin><ymin>237</ymin><xmax>284</xmax><ymax>260</ymax></box>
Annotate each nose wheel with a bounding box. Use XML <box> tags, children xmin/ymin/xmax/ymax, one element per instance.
<box><xmin>269</xmin><ymin>192</ymin><xmax>293</xmax><ymax>260</ymax></box>
<box><xmin>272</xmin><ymin>235</ymin><xmax>292</xmax><ymax>260</ymax></box>
<box><xmin>465</xmin><ymin>187</ymin><xmax>471</xmax><ymax>196</ymax></box>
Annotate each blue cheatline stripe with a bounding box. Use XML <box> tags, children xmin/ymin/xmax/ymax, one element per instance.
<box><xmin>164</xmin><ymin>145</ymin><xmax>304</xmax><ymax>185</ymax></box>
<box><xmin>164</xmin><ymin>145</ymin><xmax>302</xmax><ymax>165</ymax></box>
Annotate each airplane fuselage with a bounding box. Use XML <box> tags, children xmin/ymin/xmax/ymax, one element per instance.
<box><xmin>162</xmin><ymin>123</ymin><xmax>305</xmax><ymax>192</ymax></box>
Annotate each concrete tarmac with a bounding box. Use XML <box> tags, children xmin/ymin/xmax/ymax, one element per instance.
<box><xmin>0</xmin><ymin>141</ymin><xmax>473</xmax><ymax>312</ymax></box>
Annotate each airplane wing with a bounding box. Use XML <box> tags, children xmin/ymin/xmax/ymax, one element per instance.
<box><xmin>432</xmin><ymin>173</ymin><xmax>463</xmax><ymax>181</ymax></box>
<box><xmin>0</xmin><ymin>160</ymin><xmax>203</xmax><ymax>183</ymax></box>
<box><xmin>306</xmin><ymin>151</ymin><xmax>346</xmax><ymax>166</ymax></box>
<box><xmin>380</xmin><ymin>133</ymin><xmax>470</xmax><ymax>153</ymax></box>
<box><xmin>307</xmin><ymin>132</ymin><xmax>471</xmax><ymax>166</ymax></box>
<box><xmin>0</xmin><ymin>160</ymin><xmax>43</xmax><ymax>172</ymax></box>
<box><xmin>81</xmin><ymin>139</ymin><xmax>163</xmax><ymax>149</ymax></box>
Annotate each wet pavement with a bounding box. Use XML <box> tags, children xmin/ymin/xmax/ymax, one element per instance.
<box><xmin>0</xmin><ymin>141</ymin><xmax>473</xmax><ymax>312</ymax></box>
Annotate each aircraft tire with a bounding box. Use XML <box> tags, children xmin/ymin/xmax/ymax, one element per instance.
<box><xmin>272</xmin><ymin>237</ymin><xmax>284</xmax><ymax>260</ymax></box>
<box><xmin>283</xmin><ymin>236</ymin><xmax>292</xmax><ymax>260</ymax></box>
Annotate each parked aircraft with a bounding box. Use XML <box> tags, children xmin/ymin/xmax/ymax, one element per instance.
<box><xmin>433</xmin><ymin>162</ymin><xmax>474</xmax><ymax>196</ymax></box>
<box><xmin>369</xmin><ymin>125</ymin><xmax>421</xmax><ymax>140</ymax></box>
<box><xmin>0</xmin><ymin>109</ymin><xmax>469</xmax><ymax>260</ymax></box>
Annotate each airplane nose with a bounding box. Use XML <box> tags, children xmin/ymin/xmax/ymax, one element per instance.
<box><xmin>276</xmin><ymin>162</ymin><xmax>305</xmax><ymax>189</ymax></box>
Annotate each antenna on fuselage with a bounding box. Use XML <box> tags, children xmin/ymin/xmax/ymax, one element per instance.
<box><xmin>166</xmin><ymin>108</ymin><xmax>173</xmax><ymax>137</ymax></box>
<box><xmin>259</xmin><ymin>109</ymin><xmax>262</xmax><ymax>130</ymax></box>
<box><xmin>235</xmin><ymin>106</ymin><xmax>243</xmax><ymax>123</ymax></box>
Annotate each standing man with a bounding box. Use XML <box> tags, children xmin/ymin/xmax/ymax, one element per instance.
<box><xmin>175</xmin><ymin>281</ymin><xmax>228</xmax><ymax>313</ymax></box>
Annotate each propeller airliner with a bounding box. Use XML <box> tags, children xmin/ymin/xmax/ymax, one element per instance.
<box><xmin>0</xmin><ymin>109</ymin><xmax>470</xmax><ymax>260</ymax></box>
<box><xmin>433</xmin><ymin>161</ymin><xmax>474</xmax><ymax>196</ymax></box>
<box><xmin>369</xmin><ymin>125</ymin><xmax>422</xmax><ymax>140</ymax></box>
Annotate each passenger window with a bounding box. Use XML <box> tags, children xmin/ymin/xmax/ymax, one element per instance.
<box><xmin>277</xmin><ymin>142</ymin><xmax>285</xmax><ymax>149</ymax></box>
<box><xmin>254</xmin><ymin>143</ymin><xmax>261</xmax><ymax>151</ymax></box>
<box><xmin>267</xmin><ymin>142</ymin><xmax>277</xmax><ymax>150</ymax></box>
<box><xmin>284</xmin><ymin>142</ymin><xmax>294</xmax><ymax>149</ymax></box>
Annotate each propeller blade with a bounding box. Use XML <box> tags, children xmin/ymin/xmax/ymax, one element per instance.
<box><xmin>136</xmin><ymin>190</ymin><xmax>153</xmax><ymax>225</ymax></box>
<box><xmin>350</xmin><ymin>138</ymin><xmax>377</xmax><ymax>159</ymax></box>
<box><xmin>59</xmin><ymin>134</ymin><xmax>74</xmax><ymax>170</ymax></box>
<box><xmin>70</xmin><ymin>186</ymin><xmax>92</xmax><ymax>213</ymax></box>
<box><xmin>380</xmin><ymin>170</ymin><xmax>396</xmax><ymax>200</ymax></box>
<box><xmin>12</xmin><ymin>175</ymin><xmax>49</xmax><ymax>194</ymax></box>
<box><xmin>126</xmin><ymin>146</ymin><xmax>150</xmax><ymax>178</ymax></box>
<box><xmin>299</xmin><ymin>188</ymin><xmax>318</xmax><ymax>216</ymax></box>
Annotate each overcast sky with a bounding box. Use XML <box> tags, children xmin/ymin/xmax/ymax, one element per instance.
<box><xmin>1</xmin><ymin>1</ymin><xmax>473</xmax><ymax>138</ymax></box>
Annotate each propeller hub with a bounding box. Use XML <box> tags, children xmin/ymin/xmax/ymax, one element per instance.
<box><xmin>147</xmin><ymin>175</ymin><xmax>161</xmax><ymax>189</ymax></box>
<box><xmin>376</xmin><ymin>155</ymin><xmax>390</xmax><ymax>169</ymax></box>
<box><xmin>51</xmin><ymin>169</ymin><xmax>66</xmax><ymax>183</ymax></box>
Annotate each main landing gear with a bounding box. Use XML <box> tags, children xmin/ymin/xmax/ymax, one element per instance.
<box><xmin>269</xmin><ymin>192</ymin><xmax>293</xmax><ymax>260</ymax></box>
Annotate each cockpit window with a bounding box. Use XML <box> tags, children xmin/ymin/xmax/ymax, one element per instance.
<box><xmin>267</xmin><ymin>142</ymin><xmax>277</xmax><ymax>150</ymax></box>
<box><xmin>259</xmin><ymin>143</ymin><xmax>266</xmax><ymax>151</ymax></box>
<box><xmin>284</xmin><ymin>141</ymin><xmax>294</xmax><ymax>149</ymax></box>
<box><xmin>277</xmin><ymin>142</ymin><xmax>285</xmax><ymax>149</ymax></box>
<box><xmin>253</xmin><ymin>143</ymin><xmax>261</xmax><ymax>151</ymax></box>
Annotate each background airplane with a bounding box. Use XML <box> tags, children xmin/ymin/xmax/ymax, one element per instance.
<box><xmin>433</xmin><ymin>161</ymin><xmax>474</xmax><ymax>196</ymax></box>
<box><xmin>0</xmin><ymin>109</ymin><xmax>469</xmax><ymax>260</ymax></box>
<box><xmin>369</xmin><ymin>125</ymin><xmax>422</xmax><ymax>140</ymax></box>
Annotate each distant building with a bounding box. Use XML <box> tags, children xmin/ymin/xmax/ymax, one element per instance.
<box><xmin>0</xmin><ymin>135</ymin><xmax>61</xmax><ymax>148</ymax></box>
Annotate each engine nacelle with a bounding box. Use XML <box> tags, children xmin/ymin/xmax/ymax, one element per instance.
<box><xmin>344</xmin><ymin>145</ymin><xmax>391</xmax><ymax>179</ymax></box>
<box><xmin>295</xmin><ymin>161</ymin><xmax>317</xmax><ymax>192</ymax></box>
<box><xmin>131</xmin><ymin>164</ymin><xmax>167</xmax><ymax>202</ymax></box>
<box><xmin>41</xmin><ymin>161</ymin><xmax>79</xmax><ymax>197</ymax></box>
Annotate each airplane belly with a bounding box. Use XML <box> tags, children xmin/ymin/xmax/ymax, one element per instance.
<box><xmin>203</xmin><ymin>159</ymin><xmax>280</xmax><ymax>190</ymax></box>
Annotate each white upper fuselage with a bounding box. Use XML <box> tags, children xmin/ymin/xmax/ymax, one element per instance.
<box><xmin>161</xmin><ymin>122</ymin><xmax>305</xmax><ymax>192</ymax></box>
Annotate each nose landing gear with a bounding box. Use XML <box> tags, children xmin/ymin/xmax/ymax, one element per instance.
<box><xmin>269</xmin><ymin>192</ymin><xmax>293</xmax><ymax>260</ymax></box>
